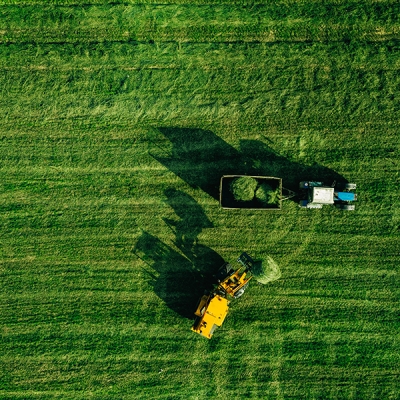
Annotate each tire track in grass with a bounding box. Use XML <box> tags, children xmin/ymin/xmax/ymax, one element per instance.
<box><xmin>280</xmin><ymin>210</ymin><xmax>323</xmax><ymax>269</ymax></box>
<box><xmin>269</xmin><ymin>327</ymin><xmax>284</xmax><ymax>400</ymax></box>
<box><xmin>1</xmin><ymin>3</ymin><xmax>399</xmax><ymax>44</ymax></box>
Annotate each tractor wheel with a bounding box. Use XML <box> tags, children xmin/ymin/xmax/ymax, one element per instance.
<box><xmin>336</xmin><ymin>204</ymin><xmax>355</xmax><ymax>211</ymax></box>
<box><xmin>299</xmin><ymin>181</ymin><xmax>309</xmax><ymax>189</ymax></box>
<box><xmin>344</xmin><ymin>183</ymin><xmax>357</xmax><ymax>190</ymax></box>
<box><xmin>337</xmin><ymin>182</ymin><xmax>356</xmax><ymax>190</ymax></box>
<box><xmin>215</xmin><ymin>262</ymin><xmax>234</xmax><ymax>282</ymax></box>
<box><xmin>299</xmin><ymin>200</ymin><xmax>308</xmax><ymax>208</ymax></box>
<box><xmin>234</xmin><ymin>282</ymin><xmax>249</xmax><ymax>299</ymax></box>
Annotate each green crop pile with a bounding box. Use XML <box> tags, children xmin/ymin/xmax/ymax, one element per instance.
<box><xmin>255</xmin><ymin>183</ymin><xmax>280</xmax><ymax>205</ymax></box>
<box><xmin>231</xmin><ymin>176</ymin><xmax>258</xmax><ymax>202</ymax></box>
<box><xmin>251</xmin><ymin>256</ymin><xmax>282</xmax><ymax>285</ymax></box>
<box><xmin>0</xmin><ymin>1</ymin><xmax>399</xmax><ymax>399</ymax></box>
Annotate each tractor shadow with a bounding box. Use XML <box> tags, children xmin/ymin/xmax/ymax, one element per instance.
<box><xmin>133</xmin><ymin>190</ymin><xmax>223</xmax><ymax>319</ymax></box>
<box><xmin>163</xmin><ymin>188</ymin><xmax>213</xmax><ymax>257</ymax></box>
<box><xmin>133</xmin><ymin>232</ymin><xmax>223</xmax><ymax>319</ymax></box>
<box><xmin>151</xmin><ymin>127</ymin><xmax>347</xmax><ymax>200</ymax></box>
<box><xmin>150</xmin><ymin>128</ymin><xmax>243</xmax><ymax>199</ymax></box>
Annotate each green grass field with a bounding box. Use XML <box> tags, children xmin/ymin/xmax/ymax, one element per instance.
<box><xmin>0</xmin><ymin>1</ymin><xmax>399</xmax><ymax>398</ymax></box>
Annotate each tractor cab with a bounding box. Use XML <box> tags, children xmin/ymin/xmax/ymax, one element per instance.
<box><xmin>309</xmin><ymin>186</ymin><xmax>335</xmax><ymax>206</ymax></box>
<box><xmin>299</xmin><ymin>181</ymin><xmax>357</xmax><ymax>210</ymax></box>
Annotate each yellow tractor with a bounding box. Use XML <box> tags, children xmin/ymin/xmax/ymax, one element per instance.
<box><xmin>191</xmin><ymin>253</ymin><xmax>255</xmax><ymax>339</ymax></box>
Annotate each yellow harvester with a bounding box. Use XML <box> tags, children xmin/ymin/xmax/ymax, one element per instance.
<box><xmin>191</xmin><ymin>253</ymin><xmax>254</xmax><ymax>339</ymax></box>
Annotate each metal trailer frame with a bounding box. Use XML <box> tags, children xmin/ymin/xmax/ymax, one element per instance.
<box><xmin>220</xmin><ymin>175</ymin><xmax>285</xmax><ymax>210</ymax></box>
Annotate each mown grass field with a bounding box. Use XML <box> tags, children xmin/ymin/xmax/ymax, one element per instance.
<box><xmin>0</xmin><ymin>0</ymin><xmax>399</xmax><ymax>399</ymax></box>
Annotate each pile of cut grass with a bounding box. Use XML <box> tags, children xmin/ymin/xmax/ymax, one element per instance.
<box><xmin>230</xmin><ymin>176</ymin><xmax>258</xmax><ymax>202</ymax></box>
<box><xmin>255</xmin><ymin>183</ymin><xmax>280</xmax><ymax>205</ymax></box>
<box><xmin>251</xmin><ymin>256</ymin><xmax>282</xmax><ymax>285</ymax></box>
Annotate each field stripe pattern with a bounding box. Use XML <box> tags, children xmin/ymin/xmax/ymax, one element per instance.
<box><xmin>0</xmin><ymin>1</ymin><xmax>399</xmax><ymax>399</ymax></box>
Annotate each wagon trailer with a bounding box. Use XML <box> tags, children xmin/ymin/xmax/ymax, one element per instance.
<box><xmin>219</xmin><ymin>175</ymin><xmax>357</xmax><ymax>211</ymax></box>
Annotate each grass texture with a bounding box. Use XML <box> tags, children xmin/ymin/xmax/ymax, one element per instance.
<box><xmin>0</xmin><ymin>1</ymin><xmax>399</xmax><ymax>399</ymax></box>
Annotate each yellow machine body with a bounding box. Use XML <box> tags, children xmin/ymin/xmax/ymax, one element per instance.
<box><xmin>191</xmin><ymin>266</ymin><xmax>252</xmax><ymax>339</ymax></box>
<box><xmin>191</xmin><ymin>294</ymin><xmax>229</xmax><ymax>339</ymax></box>
<box><xmin>219</xmin><ymin>268</ymin><xmax>252</xmax><ymax>299</ymax></box>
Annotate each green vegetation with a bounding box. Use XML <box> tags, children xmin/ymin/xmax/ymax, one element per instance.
<box><xmin>231</xmin><ymin>176</ymin><xmax>258</xmax><ymax>202</ymax></box>
<box><xmin>255</xmin><ymin>183</ymin><xmax>280</xmax><ymax>205</ymax></box>
<box><xmin>0</xmin><ymin>0</ymin><xmax>399</xmax><ymax>399</ymax></box>
<box><xmin>251</xmin><ymin>256</ymin><xmax>282</xmax><ymax>285</ymax></box>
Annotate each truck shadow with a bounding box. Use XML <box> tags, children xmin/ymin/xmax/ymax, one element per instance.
<box><xmin>133</xmin><ymin>190</ymin><xmax>223</xmax><ymax>319</ymax></box>
<box><xmin>151</xmin><ymin>127</ymin><xmax>347</xmax><ymax>200</ymax></box>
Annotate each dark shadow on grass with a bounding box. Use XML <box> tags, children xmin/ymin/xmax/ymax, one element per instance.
<box><xmin>150</xmin><ymin>128</ymin><xmax>245</xmax><ymax>199</ymax></box>
<box><xmin>133</xmin><ymin>190</ymin><xmax>223</xmax><ymax>318</ymax></box>
<box><xmin>151</xmin><ymin>128</ymin><xmax>348</xmax><ymax>200</ymax></box>
<box><xmin>133</xmin><ymin>231</ymin><xmax>223</xmax><ymax>319</ymax></box>
<box><xmin>163</xmin><ymin>188</ymin><xmax>213</xmax><ymax>259</ymax></box>
<box><xmin>239</xmin><ymin>139</ymin><xmax>346</xmax><ymax>193</ymax></box>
